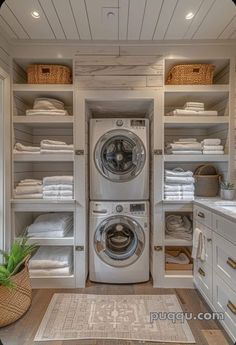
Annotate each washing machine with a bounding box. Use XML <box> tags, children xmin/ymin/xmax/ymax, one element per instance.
<box><xmin>90</xmin><ymin>118</ymin><xmax>149</xmax><ymax>200</ymax></box>
<box><xmin>89</xmin><ymin>201</ymin><xmax>149</xmax><ymax>284</ymax></box>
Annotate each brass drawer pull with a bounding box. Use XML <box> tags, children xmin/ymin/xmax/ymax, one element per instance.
<box><xmin>198</xmin><ymin>267</ymin><xmax>206</xmax><ymax>277</ymax></box>
<box><xmin>227</xmin><ymin>257</ymin><xmax>236</xmax><ymax>269</ymax></box>
<box><xmin>227</xmin><ymin>300</ymin><xmax>236</xmax><ymax>315</ymax></box>
<box><xmin>207</xmin><ymin>238</ymin><xmax>212</xmax><ymax>242</ymax></box>
<box><xmin>197</xmin><ymin>211</ymin><xmax>205</xmax><ymax>219</ymax></box>
<box><xmin>154</xmin><ymin>246</ymin><xmax>163</xmax><ymax>251</ymax></box>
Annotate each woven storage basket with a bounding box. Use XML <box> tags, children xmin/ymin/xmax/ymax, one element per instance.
<box><xmin>194</xmin><ymin>164</ymin><xmax>220</xmax><ymax>197</ymax></box>
<box><xmin>0</xmin><ymin>256</ymin><xmax>32</xmax><ymax>327</ymax></box>
<box><xmin>27</xmin><ymin>64</ymin><xmax>72</xmax><ymax>84</ymax></box>
<box><xmin>166</xmin><ymin>64</ymin><xmax>215</xmax><ymax>85</ymax></box>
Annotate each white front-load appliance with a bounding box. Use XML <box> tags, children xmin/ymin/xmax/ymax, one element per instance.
<box><xmin>90</xmin><ymin>118</ymin><xmax>149</xmax><ymax>200</ymax></box>
<box><xmin>89</xmin><ymin>201</ymin><xmax>149</xmax><ymax>283</ymax></box>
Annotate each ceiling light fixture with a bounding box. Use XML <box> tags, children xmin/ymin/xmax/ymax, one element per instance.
<box><xmin>31</xmin><ymin>11</ymin><xmax>40</xmax><ymax>19</ymax></box>
<box><xmin>185</xmin><ymin>12</ymin><xmax>194</xmax><ymax>20</ymax></box>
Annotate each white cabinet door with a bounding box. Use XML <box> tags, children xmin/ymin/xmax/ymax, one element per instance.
<box><xmin>194</xmin><ymin>259</ymin><xmax>213</xmax><ymax>304</ymax></box>
<box><xmin>194</xmin><ymin>205</ymin><xmax>212</xmax><ymax>229</ymax></box>
<box><xmin>212</xmin><ymin>213</ymin><xmax>236</xmax><ymax>245</ymax></box>
<box><xmin>213</xmin><ymin>232</ymin><xmax>236</xmax><ymax>293</ymax></box>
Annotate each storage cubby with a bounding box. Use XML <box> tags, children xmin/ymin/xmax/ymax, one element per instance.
<box><xmin>165</xmin><ymin>246</ymin><xmax>193</xmax><ymax>276</ymax></box>
<box><xmin>165</xmin><ymin>211</ymin><xmax>193</xmax><ymax>246</ymax></box>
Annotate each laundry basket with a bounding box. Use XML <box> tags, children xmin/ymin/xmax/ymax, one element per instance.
<box><xmin>0</xmin><ymin>256</ymin><xmax>32</xmax><ymax>327</ymax></box>
<box><xmin>194</xmin><ymin>164</ymin><xmax>220</xmax><ymax>197</ymax></box>
<box><xmin>27</xmin><ymin>64</ymin><xmax>72</xmax><ymax>84</ymax></box>
<box><xmin>166</xmin><ymin>64</ymin><xmax>215</xmax><ymax>85</ymax></box>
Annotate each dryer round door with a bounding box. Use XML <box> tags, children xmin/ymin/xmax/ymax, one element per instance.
<box><xmin>94</xmin><ymin>129</ymin><xmax>146</xmax><ymax>182</ymax></box>
<box><xmin>94</xmin><ymin>216</ymin><xmax>145</xmax><ymax>267</ymax></box>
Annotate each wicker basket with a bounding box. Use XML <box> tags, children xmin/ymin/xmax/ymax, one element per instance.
<box><xmin>27</xmin><ymin>64</ymin><xmax>72</xmax><ymax>84</ymax></box>
<box><xmin>194</xmin><ymin>164</ymin><xmax>220</xmax><ymax>197</ymax></box>
<box><xmin>166</xmin><ymin>64</ymin><xmax>215</xmax><ymax>85</ymax></box>
<box><xmin>0</xmin><ymin>256</ymin><xmax>32</xmax><ymax>327</ymax></box>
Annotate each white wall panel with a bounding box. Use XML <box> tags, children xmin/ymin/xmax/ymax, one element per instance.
<box><xmin>70</xmin><ymin>0</ymin><xmax>91</xmax><ymax>40</ymax></box>
<box><xmin>127</xmin><ymin>0</ymin><xmax>146</xmax><ymax>40</ymax></box>
<box><xmin>51</xmin><ymin>0</ymin><xmax>79</xmax><ymax>39</ymax></box>
<box><xmin>140</xmin><ymin>0</ymin><xmax>162</xmax><ymax>40</ymax></box>
<box><xmin>153</xmin><ymin>0</ymin><xmax>178</xmax><ymax>40</ymax></box>
<box><xmin>38</xmin><ymin>0</ymin><xmax>66</xmax><ymax>39</ymax></box>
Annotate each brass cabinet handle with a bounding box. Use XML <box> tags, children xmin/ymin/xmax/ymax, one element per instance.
<box><xmin>207</xmin><ymin>238</ymin><xmax>212</xmax><ymax>242</ymax></box>
<box><xmin>227</xmin><ymin>257</ymin><xmax>236</xmax><ymax>269</ymax></box>
<box><xmin>154</xmin><ymin>246</ymin><xmax>163</xmax><ymax>251</ymax></box>
<box><xmin>227</xmin><ymin>300</ymin><xmax>236</xmax><ymax>315</ymax></box>
<box><xmin>197</xmin><ymin>211</ymin><xmax>205</xmax><ymax>219</ymax></box>
<box><xmin>198</xmin><ymin>267</ymin><xmax>206</xmax><ymax>277</ymax></box>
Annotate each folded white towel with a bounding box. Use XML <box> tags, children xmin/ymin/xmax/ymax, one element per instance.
<box><xmin>164</xmin><ymin>191</ymin><xmax>194</xmax><ymax>196</ymax></box>
<box><xmin>164</xmin><ymin>196</ymin><xmax>194</xmax><ymax>200</ymax></box>
<box><xmin>13</xmin><ymin>193</ymin><xmax>43</xmax><ymax>199</ymax></box>
<box><xmin>202</xmin><ymin>145</ymin><xmax>224</xmax><ymax>151</ymax></box>
<box><xmin>192</xmin><ymin>228</ymin><xmax>206</xmax><ymax>261</ymax></box>
<box><xmin>43</xmin><ymin>195</ymin><xmax>73</xmax><ymax>200</ymax></box>
<box><xmin>14</xmin><ymin>150</ymin><xmax>40</xmax><ymax>155</ymax></box>
<box><xmin>184</xmin><ymin>102</ymin><xmax>204</xmax><ymax>108</ymax></box>
<box><xmin>14</xmin><ymin>143</ymin><xmax>40</xmax><ymax>152</ymax></box>
<box><xmin>165</xmin><ymin>169</ymin><xmax>193</xmax><ymax>177</ymax></box>
<box><xmin>170</xmin><ymin>151</ymin><xmax>202</xmax><ymax>155</ymax></box>
<box><xmin>43</xmin><ymin>190</ymin><xmax>73</xmax><ymax>197</ymax></box>
<box><xmin>177</xmin><ymin>138</ymin><xmax>197</xmax><ymax>143</ymax></box>
<box><xmin>167</xmin><ymin>109</ymin><xmax>218</xmax><ymax>116</ymax></box>
<box><xmin>18</xmin><ymin>181</ymin><xmax>42</xmax><ymax>186</ymax></box>
<box><xmin>29</xmin><ymin>246</ymin><xmax>72</xmax><ymax>269</ymax></box>
<box><xmin>166</xmin><ymin>252</ymin><xmax>190</xmax><ymax>264</ymax></box>
<box><xmin>27</xmin><ymin>213</ymin><xmax>73</xmax><ymax>233</ymax></box>
<box><xmin>41</xmin><ymin>140</ymin><xmax>67</xmax><ymax>146</ymax></box>
<box><xmin>43</xmin><ymin>176</ymin><xmax>74</xmax><ymax>186</ymax></box>
<box><xmin>167</xmin><ymin>142</ymin><xmax>202</xmax><ymax>150</ymax></box>
<box><xmin>165</xmin><ymin>176</ymin><xmax>195</xmax><ymax>184</ymax></box>
<box><xmin>41</xmin><ymin>149</ymin><xmax>74</xmax><ymax>154</ymax></box>
<box><xmin>33</xmin><ymin>98</ymin><xmax>65</xmax><ymax>111</ymax></box>
<box><xmin>29</xmin><ymin>266</ymin><xmax>72</xmax><ymax>277</ymax></box>
<box><xmin>43</xmin><ymin>185</ymin><xmax>73</xmax><ymax>191</ymax></box>
<box><xmin>202</xmin><ymin>139</ymin><xmax>221</xmax><ymax>146</ymax></box>
<box><xmin>26</xmin><ymin>109</ymin><xmax>68</xmax><ymax>116</ymax></box>
<box><xmin>41</xmin><ymin>143</ymin><xmax>74</xmax><ymax>150</ymax></box>
<box><xmin>15</xmin><ymin>185</ymin><xmax>42</xmax><ymax>195</ymax></box>
<box><xmin>28</xmin><ymin>230</ymin><xmax>71</xmax><ymax>238</ymax></box>
<box><xmin>164</xmin><ymin>184</ymin><xmax>195</xmax><ymax>192</ymax></box>
<box><xmin>203</xmin><ymin>151</ymin><xmax>224</xmax><ymax>155</ymax></box>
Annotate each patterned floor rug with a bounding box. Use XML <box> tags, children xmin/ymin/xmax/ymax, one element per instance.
<box><xmin>34</xmin><ymin>294</ymin><xmax>195</xmax><ymax>343</ymax></box>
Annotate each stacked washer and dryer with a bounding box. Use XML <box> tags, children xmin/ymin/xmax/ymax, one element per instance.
<box><xmin>89</xmin><ymin>118</ymin><xmax>150</xmax><ymax>283</ymax></box>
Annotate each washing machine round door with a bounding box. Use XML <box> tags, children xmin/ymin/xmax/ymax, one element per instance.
<box><xmin>94</xmin><ymin>216</ymin><xmax>145</xmax><ymax>267</ymax></box>
<box><xmin>94</xmin><ymin>129</ymin><xmax>146</xmax><ymax>182</ymax></box>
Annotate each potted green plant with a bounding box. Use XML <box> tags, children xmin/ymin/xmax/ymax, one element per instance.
<box><xmin>220</xmin><ymin>181</ymin><xmax>235</xmax><ymax>200</ymax></box>
<box><xmin>0</xmin><ymin>234</ymin><xmax>37</xmax><ymax>327</ymax></box>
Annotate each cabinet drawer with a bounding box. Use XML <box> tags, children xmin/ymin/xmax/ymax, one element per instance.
<box><xmin>212</xmin><ymin>214</ymin><xmax>236</xmax><ymax>245</ymax></box>
<box><xmin>194</xmin><ymin>205</ymin><xmax>212</xmax><ymax>229</ymax></box>
<box><xmin>213</xmin><ymin>274</ymin><xmax>236</xmax><ymax>342</ymax></box>
<box><xmin>194</xmin><ymin>221</ymin><xmax>213</xmax><ymax>266</ymax></box>
<box><xmin>213</xmin><ymin>232</ymin><xmax>236</xmax><ymax>293</ymax></box>
<box><xmin>194</xmin><ymin>259</ymin><xmax>212</xmax><ymax>303</ymax></box>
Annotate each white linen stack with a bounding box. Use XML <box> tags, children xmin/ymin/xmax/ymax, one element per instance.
<box><xmin>29</xmin><ymin>246</ymin><xmax>73</xmax><ymax>276</ymax></box>
<box><xmin>164</xmin><ymin>168</ymin><xmax>195</xmax><ymax>200</ymax></box>
<box><xmin>13</xmin><ymin>143</ymin><xmax>40</xmax><ymax>154</ymax></box>
<box><xmin>14</xmin><ymin>179</ymin><xmax>43</xmax><ymax>199</ymax></box>
<box><xmin>166</xmin><ymin>102</ymin><xmax>218</xmax><ymax>116</ymax></box>
<box><xmin>43</xmin><ymin>176</ymin><xmax>74</xmax><ymax>200</ymax></box>
<box><xmin>27</xmin><ymin>213</ymin><xmax>73</xmax><ymax>238</ymax></box>
<box><xmin>165</xmin><ymin>252</ymin><xmax>190</xmax><ymax>264</ymax></box>
<box><xmin>166</xmin><ymin>138</ymin><xmax>202</xmax><ymax>155</ymax></box>
<box><xmin>165</xmin><ymin>215</ymin><xmax>193</xmax><ymax>241</ymax></box>
<box><xmin>26</xmin><ymin>98</ymin><xmax>68</xmax><ymax>116</ymax></box>
<box><xmin>201</xmin><ymin>138</ymin><xmax>224</xmax><ymax>155</ymax></box>
<box><xmin>40</xmin><ymin>140</ymin><xmax>74</xmax><ymax>154</ymax></box>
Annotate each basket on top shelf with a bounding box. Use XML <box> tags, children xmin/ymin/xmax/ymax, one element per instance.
<box><xmin>166</xmin><ymin>64</ymin><xmax>215</xmax><ymax>85</ymax></box>
<box><xmin>194</xmin><ymin>164</ymin><xmax>220</xmax><ymax>197</ymax></box>
<box><xmin>27</xmin><ymin>64</ymin><xmax>72</xmax><ymax>84</ymax></box>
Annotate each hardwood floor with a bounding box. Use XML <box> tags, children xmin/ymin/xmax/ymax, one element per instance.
<box><xmin>0</xmin><ymin>280</ymin><xmax>233</xmax><ymax>345</ymax></box>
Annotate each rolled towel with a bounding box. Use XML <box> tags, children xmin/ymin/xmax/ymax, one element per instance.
<box><xmin>29</xmin><ymin>246</ymin><xmax>72</xmax><ymax>269</ymax></box>
<box><xmin>43</xmin><ymin>176</ymin><xmax>74</xmax><ymax>186</ymax></box>
<box><xmin>14</xmin><ymin>143</ymin><xmax>40</xmax><ymax>153</ymax></box>
<box><xmin>201</xmin><ymin>139</ymin><xmax>221</xmax><ymax>146</ymax></box>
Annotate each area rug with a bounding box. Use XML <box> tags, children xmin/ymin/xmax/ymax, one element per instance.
<box><xmin>34</xmin><ymin>294</ymin><xmax>195</xmax><ymax>343</ymax></box>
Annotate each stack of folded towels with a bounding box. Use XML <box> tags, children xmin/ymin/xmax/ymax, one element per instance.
<box><xmin>165</xmin><ymin>214</ymin><xmax>193</xmax><ymax>241</ymax></box>
<box><xmin>43</xmin><ymin>176</ymin><xmax>74</xmax><ymax>200</ymax></box>
<box><xmin>26</xmin><ymin>98</ymin><xmax>68</xmax><ymax>116</ymax></box>
<box><xmin>40</xmin><ymin>140</ymin><xmax>74</xmax><ymax>154</ymax></box>
<box><xmin>166</xmin><ymin>102</ymin><xmax>218</xmax><ymax>116</ymax></box>
<box><xmin>166</xmin><ymin>138</ymin><xmax>202</xmax><ymax>155</ymax></box>
<box><xmin>29</xmin><ymin>246</ymin><xmax>73</xmax><ymax>277</ymax></box>
<box><xmin>13</xmin><ymin>143</ymin><xmax>40</xmax><ymax>154</ymax></box>
<box><xmin>27</xmin><ymin>213</ymin><xmax>73</xmax><ymax>238</ymax></box>
<box><xmin>164</xmin><ymin>168</ymin><xmax>195</xmax><ymax>200</ymax></box>
<box><xmin>201</xmin><ymin>138</ymin><xmax>224</xmax><ymax>155</ymax></box>
<box><xmin>14</xmin><ymin>179</ymin><xmax>43</xmax><ymax>199</ymax></box>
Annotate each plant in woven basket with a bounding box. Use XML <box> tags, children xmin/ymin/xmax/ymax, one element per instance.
<box><xmin>0</xmin><ymin>234</ymin><xmax>37</xmax><ymax>288</ymax></box>
<box><xmin>220</xmin><ymin>181</ymin><xmax>235</xmax><ymax>190</ymax></box>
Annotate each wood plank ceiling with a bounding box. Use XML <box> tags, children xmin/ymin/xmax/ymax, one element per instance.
<box><xmin>0</xmin><ymin>0</ymin><xmax>235</xmax><ymax>41</ymax></box>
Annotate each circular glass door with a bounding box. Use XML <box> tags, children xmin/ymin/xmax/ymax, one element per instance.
<box><xmin>94</xmin><ymin>216</ymin><xmax>145</xmax><ymax>267</ymax></box>
<box><xmin>94</xmin><ymin>129</ymin><xmax>146</xmax><ymax>182</ymax></box>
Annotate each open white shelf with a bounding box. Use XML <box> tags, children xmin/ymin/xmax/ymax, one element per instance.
<box><xmin>16</xmin><ymin>233</ymin><xmax>74</xmax><ymax>246</ymax></box>
<box><xmin>164</xmin><ymin>116</ymin><xmax>229</xmax><ymax>128</ymax></box>
<box><xmin>11</xmin><ymin>200</ymin><xmax>76</xmax><ymax>212</ymax></box>
<box><xmin>13</xmin><ymin>115</ymin><xmax>74</xmax><ymax>127</ymax></box>
<box><xmin>30</xmin><ymin>276</ymin><xmax>75</xmax><ymax>289</ymax></box>
<box><xmin>164</xmin><ymin>238</ymin><xmax>193</xmax><ymax>246</ymax></box>
<box><xmin>164</xmin><ymin>154</ymin><xmax>229</xmax><ymax>162</ymax></box>
<box><xmin>165</xmin><ymin>271</ymin><xmax>193</xmax><ymax>277</ymax></box>
<box><xmin>165</xmin><ymin>84</ymin><xmax>229</xmax><ymax>93</ymax></box>
<box><xmin>13</xmin><ymin>153</ymin><xmax>74</xmax><ymax>162</ymax></box>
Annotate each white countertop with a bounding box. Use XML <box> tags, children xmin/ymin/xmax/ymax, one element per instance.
<box><xmin>193</xmin><ymin>197</ymin><xmax>236</xmax><ymax>222</ymax></box>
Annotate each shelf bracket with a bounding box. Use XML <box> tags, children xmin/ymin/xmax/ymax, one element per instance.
<box><xmin>75</xmin><ymin>245</ymin><xmax>84</xmax><ymax>251</ymax></box>
<box><xmin>154</xmin><ymin>245</ymin><xmax>163</xmax><ymax>251</ymax></box>
<box><xmin>153</xmin><ymin>149</ymin><xmax>163</xmax><ymax>155</ymax></box>
<box><xmin>75</xmin><ymin>150</ymin><xmax>84</xmax><ymax>156</ymax></box>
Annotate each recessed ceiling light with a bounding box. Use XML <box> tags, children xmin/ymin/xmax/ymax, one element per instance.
<box><xmin>31</xmin><ymin>11</ymin><xmax>40</xmax><ymax>19</ymax></box>
<box><xmin>185</xmin><ymin>12</ymin><xmax>194</xmax><ymax>20</ymax></box>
